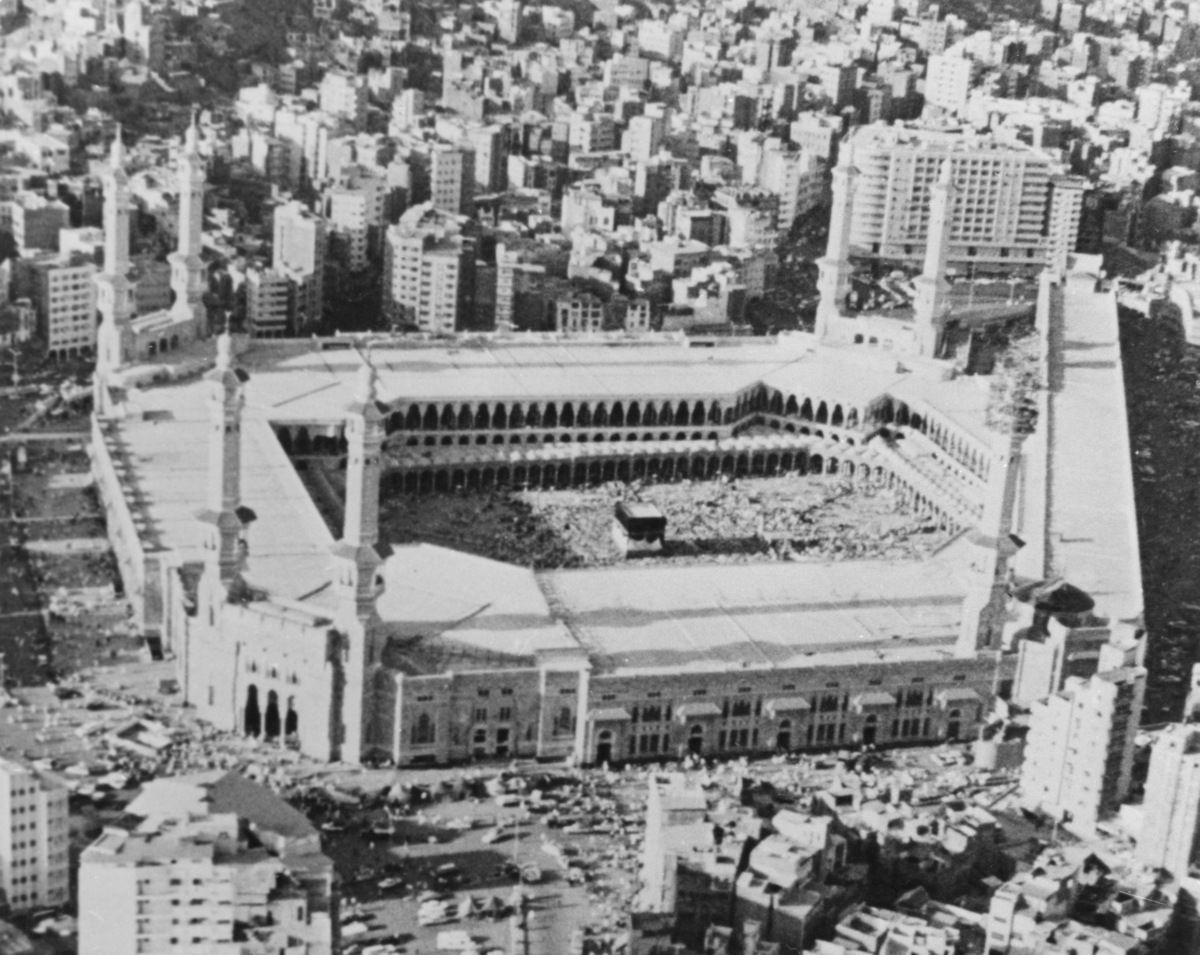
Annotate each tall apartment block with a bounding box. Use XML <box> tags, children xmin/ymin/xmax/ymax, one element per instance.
<box><xmin>430</xmin><ymin>144</ymin><xmax>475</xmax><ymax>215</ymax></box>
<box><xmin>837</xmin><ymin>123</ymin><xmax>1078</xmax><ymax>270</ymax></box>
<box><xmin>19</xmin><ymin>251</ymin><xmax>98</xmax><ymax>358</ymax></box>
<box><xmin>0</xmin><ymin>756</ymin><xmax>70</xmax><ymax>913</ymax></box>
<box><xmin>923</xmin><ymin>51</ymin><xmax>973</xmax><ymax>115</ymax></box>
<box><xmin>1020</xmin><ymin>667</ymin><xmax>1145</xmax><ymax>833</ymax></box>
<box><xmin>272</xmin><ymin>200</ymin><xmax>326</xmax><ymax>332</ymax></box>
<box><xmin>1137</xmin><ymin>724</ymin><xmax>1200</xmax><ymax>878</ymax></box>
<box><xmin>384</xmin><ymin>203</ymin><xmax>476</xmax><ymax>333</ymax></box>
<box><xmin>467</xmin><ymin>125</ymin><xmax>507</xmax><ymax>193</ymax></box>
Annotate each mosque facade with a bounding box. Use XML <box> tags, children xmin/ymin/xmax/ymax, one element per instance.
<box><xmin>89</xmin><ymin>134</ymin><xmax>1145</xmax><ymax>767</ymax></box>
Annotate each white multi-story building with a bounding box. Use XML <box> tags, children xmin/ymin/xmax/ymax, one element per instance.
<box><xmin>384</xmin><ymin>203</ymin><xmax>475</xmax><ymax>333</ymax></box>
<box><xmin>627</xmin><ymin>115</ymin><xmax>664</xmax><ymax>163</ymax></box>
<box><xmin>924</xmin><ymin>51</ymin><xmax>973</xmax><ymax>115</ymax></box>
<box><xmin>637</xmin><ymin>18</ymin><xmax>684</xmax><ymax>62</ymax></box>
<box><xmin>326</xmin><ymin>186</ymin><xmax>371</xmax><ymax>270</ymax></box>
<box><xmin>23</xmin><ymin>252</ymin><xmax>97</xmax><ymax>357</ymax></box>
<box><xmin>79</xmin><ymin>771</ymin><xmax>333</xmax><ymax>955</ymax></box>
<box><xmin>569</xmin><ymin>111</ymin><xmax>618</xmax><ymax>154</ymax></box>
<box><xmin>1046</xmin><ymin>175</ymin><xmax>1086</xmax><ymax>275</ymax></box>
<box><xmin>318</xmin><ymin>70</ymin><xmax>367</xmax><ymax>125</ymax></box>
<box><xmin>273</xmin><ymin>200</ymin><xmax>326</xmax><ymax>330</ymax></box>
<box><xmin>1020</xmin><ymin>667</ymin><xmax>1145</xmax><ymax>833</ymax></box>
<box><xmin>840</xmin><ymin>123</ymin><xmax>1066</xmax><ymax>268</ymax></box>
<box><xmin>0</xmin><ymin>757</ymin><xmax>69</xmax><ymax>913</ymax></box>
<box><xmin>245</xmin><ymin>266</ymin><xmax>292</xmax><ymax>337</ymax></box>
<box><xmin>758</xmin><ymin>145</ymin><xmax>826</xmax><ymax>232</ymax></box>
<box><xmin>496</xmin><ymin>0</ymin><xmax>521</xmax><ymax>42</ymax></box>
<box><xmin>1137</xmin><ymin>724</ymin><xmax>1200</xmax><ymax>878</ymax></box>
<box><xmin>390</xmin><ymin>89</ymin><xmax>425</xmax><ymax>135</ymax></box>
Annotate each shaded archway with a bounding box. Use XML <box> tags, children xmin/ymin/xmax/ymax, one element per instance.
<box><xmin>862</xmin><ymin>714</ymin><xmax>877</xmax><ymax>747</ymax></box>
<box><xmin>264</xmin><ymin>690</ymin><xmax>281</xmax><ymax>739</ymax></box>
<box><xmin>285</xmin><ymin>697</ymin><xmax>298</xmax><ymax>737</ymax></box>
<box><xmin>596</xmin><ymin>729</ymin><xmax>614</xmax><ymax>764</ymax></box>
<box><xmin>244</xmin><ymin>684</ymin><xmax>261</xmax><ymax>737</ymax></box>
<box><xmin>688</xmin><ymin>725</ymin><xmax>704</xmax><ymax>755</ymax></box>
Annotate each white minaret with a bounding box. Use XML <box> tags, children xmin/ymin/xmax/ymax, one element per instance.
<box><xmin>94</xmin><ymin>131</ymin><xmax>135</xmax><ymax>412</ymax></box>
<box><xmin>815</xmin><ymin>156</ymin><xmax>858</xmax><ymax>341</ymax></box>
<box><xmin>330</xmin><ymin>353</ymin><xmax>387</xmax><ymax>762</ymax></box>
<box><xmin>913</xmin><ymin>161</ymin><xmax>957</xmax><ymax>358</ymax></box>
<box><xmin>169</xmin><ymin>115</ymin><xmax>208</xmax><ymax>336</ymax></box>
<box><xmin>196</xmin><ymin>332</ymin><xmax>245</xmax><ymax>584</ymax></box>
<box><xmin>956</xmin><ymin>429</ymin><xmax>1026</xmax><ymax>658</ymax></box>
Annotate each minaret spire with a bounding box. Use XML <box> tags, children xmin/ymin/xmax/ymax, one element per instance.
<box><xmin>197</xmin><ymin>331</ymin><xmax>246</xmax><ymax>583</ymax></box>
<box><xmin>815</xmin><ymin>147</ymin><xmax>858</xmax><ymax>341</ymax></box>
<box><xmin>169</xmin><ymin>113</ymin><xmax>208</xmax><ymax>336</ymax></box>
<box><xmin>913</xmin><ymin>161</ymin><xmax>957</xmax><ymax>358</ymax></box>
<box><xmin>329</xmin><ymin>349</ymin><xmax>387</xmax><ymax>764</ymax></box>
<box><xmin>94</xmin><ymin>125</ymin><xmax>134</xmax><ymax>413</ymax></box>
<box><xmin>333</xmin><ymin>350</ymin><xmax>385</xmax><ymax>614</ymax></box>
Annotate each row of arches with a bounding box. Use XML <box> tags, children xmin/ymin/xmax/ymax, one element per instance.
<box><xmin>762</xmin><ymin>389</ymin><xmax>861</xmax><ymax>429</ymax></box>
<box><xmin>144</xmin><ymin>334</ymin><xmax>182</xmax><ymax>358</ymax></box>
<box><xmin>386</xmin><ymin>398</ymin><xmax>733</xmax><ymax>435</ymax></box>
<box><xmin>601</xmin><ymin>709</ymin><xmax>968</xmax><ymax>762</ymax></box>
<box><xmin>874</xmin><ymin>397</ymin><xmax>989</xmax><ymax>480</ymax></box>
<box><xmin>243</xmin><ymin>685</ymin><xmax>299</xmax><ymax>740</ymax></box>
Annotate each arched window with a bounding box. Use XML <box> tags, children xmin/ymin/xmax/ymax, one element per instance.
<box><xmin>412</xmin><ymin>712</ymin><xmax>435</xmax><ymax>745</ymax></box>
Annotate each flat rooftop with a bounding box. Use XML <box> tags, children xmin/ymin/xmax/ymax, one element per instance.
<box><xmin>1043</xmin><ymin>271</ymin><xmax>1144</xmax><ymax>623</ymax></box>
<box><xmin>540</xmin><ymin>545</ymin><xmax>971</xmax><ymax>675</ymax></box>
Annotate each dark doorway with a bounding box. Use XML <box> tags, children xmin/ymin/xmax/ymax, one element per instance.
<box><xmin>688</xmin><ymin>725</ymin><xmax>704</xmax><ymax>756</ymax></box>
<box><xmin>285</xmin><ymin>698</ymin><xmax>298</xmax><ymax>737</ymax></box>
<box><xmin>244</xmin><ymin>685</ymin><xmax>261</xmax><ymax>737</ymax></box>
<box><xmin>862</xmin><ymin>715</ymin><xmax>877</xmax><ymax>747</ymax></box>
<box><xmin>264</xmin><ymin>690</ymin><xmax>281</xmax><ymax>739</ymax></box>
<box><xmin>596</xmin><ymin>730</ymin><xmax>613</xmax><ymax>764</ymax></box>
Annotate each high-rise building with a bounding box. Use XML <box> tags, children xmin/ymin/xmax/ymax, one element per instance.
<box><xmin>273</xmin><ymin>200</ymin><xmax>326</xmax><ymax>331</ymax></box>
<box><xmin>390</xmin><ymin>88</ymin><xmax>425</xmax><ymax>135</ymax></box>
<box><xmin>1046</xmin><ymin>174</ymin><xmax>1086</xmax><ymax>275</ymax></box>
<box><xmin>924</xmin><ymin>51</ymin><xmax>973</xmax><ymax>115</ymax></box>
<box><xmin>837</xmin><ymin>123</ymin><xmax>1065</xmax><ymax>268</ymax></box>
<box><xmin>1137</xmin><ymin>724</ymin><xmax>1200</xmax><ymax>878</ymax></box>
<box><xmin>467</xmin><ymin>125</ymin><xmax>507</xmax><ymax>193</ymax></box>
<box><xmin>627</xmin><ymin>115</ymin><xmax>664</xmax><ymax>163</ymax></box>
<box><xmin>1020</xmin><ymin>667</ymin><xmax>1145</xmax><ymax>833</ymax></box>
<box><xmin>245</xmin><ymin>265</ymin><xmax>292</xmax><ymax>337</ymax></box>
<box><xmin>318</xmin><ymin>70</ymin><xmax>367</xmax><ymax>125</ymax></box>
<box><xmin>23</xmin><ymin>252</ymin><xmax>97</xmax><ymax>358</ymax></box>
<box><xmin>429</xmin><ymin>144</ymin><xmax>475</xmax><ymax>215</ymax></box>
<box><xmin>384</xmin><ymin>203</ymin><xmax>476</xmax><ymax>333</ymax></box>
<box><xmin>0</xmin><ymin>756</ymin><xmax>70</xmax><ymax>913</ymax></box>
<box><xmin>496</xmin><ymin>0</ymin><xmax>521</xmax><ymax>43</ymax></box>
<box><xmin>758</xmin><ymin>144</ymin><xmax>825</xmax><ymax>233</ymax></box>
<box><xmin>326</xmin><ymin>186</ymin><xmax>372</xmax><ymax>270</ymax></box>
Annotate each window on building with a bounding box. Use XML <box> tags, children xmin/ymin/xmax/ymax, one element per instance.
<box><xmin>411</xmin><ymin>712</ymin><xmax>435</xmax><ymax>746</ymax></box>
